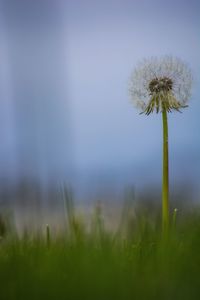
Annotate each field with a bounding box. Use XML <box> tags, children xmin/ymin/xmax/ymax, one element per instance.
<box><xmin>1</xmin><ymin>196</ymin><xmax>200</xmax><ymax>300</ymax></box>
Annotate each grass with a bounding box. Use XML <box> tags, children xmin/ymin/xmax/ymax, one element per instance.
<box><xmin>1</xmin><ymin>200</ymin><xmax>200</xmax><ymax>300</ymax></box>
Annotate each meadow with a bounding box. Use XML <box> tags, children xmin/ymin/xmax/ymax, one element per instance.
<box><xmin>0</xmin><ymin>191</ymin><xmax>200</xmax><ymax>300</ymax></box>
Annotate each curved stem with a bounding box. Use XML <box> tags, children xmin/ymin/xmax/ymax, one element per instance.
<box><xmin>162</xmin><ymin>109</ymin><xmax>169</xmax><ymax>233</ymax></box>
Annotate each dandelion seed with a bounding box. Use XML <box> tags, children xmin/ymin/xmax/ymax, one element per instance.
<box><xmin>129</xmin><ymin>56</ymin><xmax>192</xmax><ymax>114</ymax></box>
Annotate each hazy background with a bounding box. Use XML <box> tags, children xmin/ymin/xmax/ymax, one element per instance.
<box><xmin>0</xmin><ymin>0</ymin><xmax>199</xmax><ymax>203</ymax></box>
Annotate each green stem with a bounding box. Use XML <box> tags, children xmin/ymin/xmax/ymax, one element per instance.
<box><xmin>162</xmin><ymin>109</ymin><xmax>169</xmax><ymax>233</ymax></box>
<box><xmin>46</xmin><ymin>224</ymin><xmax>50</xmax><ymax>247</ymax></box>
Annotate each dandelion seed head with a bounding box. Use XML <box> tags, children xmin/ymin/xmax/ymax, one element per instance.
<box><xmin>129</xmin><ymin>56</ymin><xmax>192</xmax><ymax>114</ymax></box>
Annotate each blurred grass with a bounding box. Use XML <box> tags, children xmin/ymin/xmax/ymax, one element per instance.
<box><xmin>1</xmin><ymin>197</ymin><xmax>200</xmax><ymax>300</ymax></box>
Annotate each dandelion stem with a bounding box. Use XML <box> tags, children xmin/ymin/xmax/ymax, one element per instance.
<box><xmin>162</xmin><ymin>109</ymin><xmax>169</xmax><ymax>233</ymax></box>
<box><xmin>46</xmin><ymin>224</ymin><xmax>50</xmax><ymax>247</ymax></box>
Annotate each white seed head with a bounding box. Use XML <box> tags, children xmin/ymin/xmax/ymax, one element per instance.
<box><xmin>129</xmin><ymin>56</ymin><xmax>192</xmax><ymax>114</ymax></box>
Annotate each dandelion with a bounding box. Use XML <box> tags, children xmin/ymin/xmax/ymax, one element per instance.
<box><xmin>129</xmin><ymin>56</ymin><xmax>192</xmax><ymax>232</ymax></box>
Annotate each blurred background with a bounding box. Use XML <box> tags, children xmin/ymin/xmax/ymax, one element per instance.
<box><xmin>0</xmin><ymin>0</ymin><xmax>199</xmax><ymax>230</ymax></box>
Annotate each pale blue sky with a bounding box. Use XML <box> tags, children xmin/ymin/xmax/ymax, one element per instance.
<box><xmin>0</xmin><ymin>0</ymin><xmax>199</xmax><ymax>195</ymax></box>
<box><xmin>65</xmin><ymin>0</ymin><xmax>200</xmax><ymax>190</ymax></box>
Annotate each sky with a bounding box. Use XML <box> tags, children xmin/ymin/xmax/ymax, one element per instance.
<box><xmin>0</xmin><ymin>0</ymin><xmax>199</xmax><ymax>196</ymax></box>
